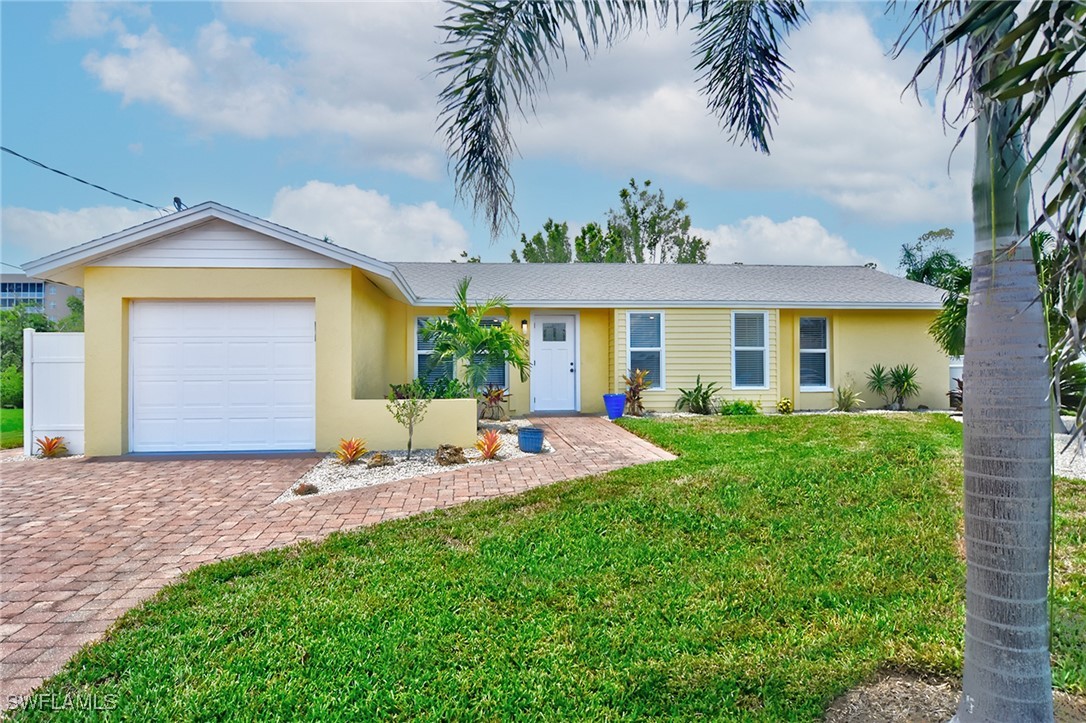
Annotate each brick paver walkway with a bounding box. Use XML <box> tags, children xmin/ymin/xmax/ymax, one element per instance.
<box><xmin>0</xmin><ymin>416</ymin><xmax>673</xmax><ymax>704</ymax></box>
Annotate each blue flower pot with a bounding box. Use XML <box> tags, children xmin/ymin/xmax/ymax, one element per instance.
<box><xmin>518</xmin><ymin>426</ymin><xmax>544</xmax><ymax>453</ymax></box>
<box><xmin>603</xmin><ymin>393</ymin><xmax>626</xmax><ymax>420</ymax></box>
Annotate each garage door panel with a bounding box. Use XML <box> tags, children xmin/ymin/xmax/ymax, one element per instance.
<box><xmin>131</xmin><ymin>300</ymin><xmax>315</xmax><ymax>452</ymax></box>
<box><xmin>180</xmin><ymin>380</ymin><xmax>227</xmax><ymax>406</ymax></box>
<box><xmin>273</xmin><ymin>341</ymin><xmax>316</xmax><ymax>372</ymax></box>
<box><xmin>132</xmin><ymin>340</ymin><xmax>183</xmax><ymax>373</ymax></box>
<box><xmin>182</xmin><ymin>341</ymin><xmax>228</xmax><ymax>371</ymax></box>
<box><xmin>271</xmin><ymin>417</ymin><xmax>316</xmax><ymax>448</ymax></box>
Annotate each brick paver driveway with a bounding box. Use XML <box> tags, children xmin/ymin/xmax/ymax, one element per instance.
<box><xmin>0</xmin><ymin>416</ymin><xmax>673</xmax><ymax>703</ymax></box>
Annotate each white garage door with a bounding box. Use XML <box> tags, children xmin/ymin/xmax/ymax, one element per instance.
<box><xmin>130</xmin><ymin>300</ymin><xmax>316</xmax><ymax>452</ymax></box>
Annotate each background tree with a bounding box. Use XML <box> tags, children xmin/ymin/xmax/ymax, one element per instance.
<box><xmin>451</xmin><ymin>250</ymin><xmax>481</xmax><ymax>263</ymax></box>
<box><xmin>0</xmin><ymin>303</ymin><xmax>54</xmax><ymax>370</ymax></box>
<box><xmin>510</xmin><ymin>218</ymin><xmax>572</xmax><ymax>262</ymax></box>
<box><xmin>421</xmin><ymin>277</ymin><xmax>530</xmax><ymax>390</ymax></box>
<box><xmin>899</xmin><ymin>228</ymin><xmax>966</xmax><ymax>288</ymax></box>
<box><xmin>55</xmin><ymin>296</ymin><xmax>84</xmax><ymax>332</ymax></box>
<box><xmin>512</xmin><ymin>180</ymin><xmax>709</xmax><ymax>264</ymax></box>
<box><xmin>573</xmin><ymin>221</ymin><xmax>626</xmax><ymax>263</ymax></box>
<box><xmin>607</xmin><ymin>179</ymin><xmax>709</xmax><ymax>263</ymax></box>
<box><xmin>436</xmin><ymin>1</ymin><xmax>1084</xmax><ymax>719</ymax></box>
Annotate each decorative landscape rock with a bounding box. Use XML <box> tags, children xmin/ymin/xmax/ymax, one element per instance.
<box><xmin>293</xmin><ymin>482</ymin><xmax>319</xmax><ymax>496</ymax></box>
<box><xmin>435</xmin><ymin>444</ymin><xmax>468</xmax><ymax>466</ymax></box>
<box><xmin>367</xmin><ymin>452</ymin><xmax>396</xmax><ymax>469</ymax></box>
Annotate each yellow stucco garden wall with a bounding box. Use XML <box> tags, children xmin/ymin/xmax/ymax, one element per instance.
<box><xmin>82</xmin><ymin>267</ymin><xmax>475</xmax><ymax>456</ymax></box>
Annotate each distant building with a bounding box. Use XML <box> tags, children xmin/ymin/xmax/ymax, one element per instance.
<box><xmin>0</xmin><ymin>273</ymin><xmax>83</xmax><ymax>322</ymax></box>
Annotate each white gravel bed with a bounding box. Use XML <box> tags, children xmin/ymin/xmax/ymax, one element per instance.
<box><xmin>276</xmin><ymin>423</ymin><xmax>553</xmax><ymax>502</ymax></box>
<box><xmin>0</xmin><ymin>453</ymin><xmax>85</xmax><ymax>464</ymax></box>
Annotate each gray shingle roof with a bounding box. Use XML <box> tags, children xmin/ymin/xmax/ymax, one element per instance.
<box><xmin>390</xmin><ymin>263</ymin><xmax>944</xmax><ymax>309</ymax></box>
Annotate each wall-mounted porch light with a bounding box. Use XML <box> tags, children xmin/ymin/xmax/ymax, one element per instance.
<box><xmin>521</xmin><ymin>319</ymin><xmax>528</xmax><ymax>334</ymax></box>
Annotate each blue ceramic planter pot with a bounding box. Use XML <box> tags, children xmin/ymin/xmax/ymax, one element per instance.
<box><xmin>518</xmin><ymin>426</ymin><xmax>544</xmax><ymax>453</ymax></box>
<box><xmin>603</xmin><ymin>393</ymin><xmax>626</xmax><ymax>420</ymax></box>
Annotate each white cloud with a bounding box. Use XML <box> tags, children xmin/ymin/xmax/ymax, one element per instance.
<box><xmin>269</xmin><ymin>181</ymin><xmax>469</xmax><ymax>262</ymax></box>
<box><xmin>696</xmin><ymin>216</ymin><xmax>882</xmax><ymax>268</ymax></box>
<box><xmin>516</xmin><ymin>7</ymin><xmax>972</xmax><ymax>225</ymax></box>
<box><xmin>72</xmin><ymin>3</ymin><xmax>975</xmax><ymax>224</ymax></box>
<box><xmin>79</xmin><ymin>3</ymin><xmax>446</xmax><ymax>178</ymax></box>
<box><xmin>1</xmin><ymin>206</ymin><xmax>160</xmax><ymax>266</ymax></box>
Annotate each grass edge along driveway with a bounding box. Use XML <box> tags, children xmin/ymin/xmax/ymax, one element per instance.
<box><xmin>1</xmin><ymin>407</ymin><xmax>23</xmax><ymax>449</ymax></box>
<box><xmin>10</xmin><ymin>414</ymin><xmax>1085</xmax><ymax>720</ymax></box>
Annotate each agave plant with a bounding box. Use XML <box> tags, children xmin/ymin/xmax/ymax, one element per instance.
<box><xmin>674</xmin><ymin>375</ymin><xmax>719</xmax><ymax>415</ymax></box>
<box><xmin>834</xmin><ymin>386</ymin><xmax>865</xmax><ymax>413</ymax></box>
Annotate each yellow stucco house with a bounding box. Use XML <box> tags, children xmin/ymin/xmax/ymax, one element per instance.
<box><xmin>24</xmin><ymin>202</ymin><xmax>948</xmax><ymax>457</ymax></box>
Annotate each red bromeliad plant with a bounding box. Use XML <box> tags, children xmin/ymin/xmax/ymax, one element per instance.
<box><xmin>474</xmin><ymin>429</ymin><xmax>503</xmax><ymax>460</ymax></box>
<box><xmin>35</xmin><ymin>436</ymin><xmax>67</xmax><ymax>458</ymax></box>
<box><xmin>623</xmin><ymin>368</ymin><xmax>651</xmax><ymax>417</ymax></box>
<box><xmin>335</xmin><ymin>437</ymin><xmax>368</xmax><ymax>465</ymax></box>
<box><xmin>479</xmin><ymin>383</ymin><xmax>508</xmax><ymax>420</ymax></box>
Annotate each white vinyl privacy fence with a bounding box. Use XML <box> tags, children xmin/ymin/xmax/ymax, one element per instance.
<box><xmin>23</xmin><ymin>329</ymin><xmax>84</xmax><ymax>454</ymax></box>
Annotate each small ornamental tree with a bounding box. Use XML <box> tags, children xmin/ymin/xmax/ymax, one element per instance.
<box><xmin>386</xmin><ymin>382</ymin><xmax>433</xmax><ymax>460</ymax></box>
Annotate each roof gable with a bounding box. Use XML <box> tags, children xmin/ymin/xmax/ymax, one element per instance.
<box><xmin>22</xmin><ymin>202</ymin><xmax>410</xmax><ymax>297</ymax></box>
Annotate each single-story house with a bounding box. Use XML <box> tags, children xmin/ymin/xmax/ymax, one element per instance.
<box><xmin>24</xmin><ymin>202</ymin><xmax>948</xmax><ymax>457</ymax></box>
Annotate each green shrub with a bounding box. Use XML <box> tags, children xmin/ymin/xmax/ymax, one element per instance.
<box><xmin>776</xmin><ymin>398</ymin><xmax>793</xmax><ymax>414</ymax></box>
<box><xmin>675</xmin><ymin>375</ymin><xmax>720</xmax><ymax>415</ymax></box>
<box><xmin>1060</xmin><ymin>361</ymin><xmax>1085</xmax><ymax>413</ymax></box>
<box><xmin>390</xmin><ymin>378</ymin><xmax>473</xmax><ymax>400</ymax></box>
<box><xmin>834</xmin><ymin>386</ymin><xmax>865</xmax><ymax>413</ymax></box>
<box><xmin>719</xmin><ymin>399</ymin><xmax>760</xmax><ymax>416</ymax></box>
<box><xmin>866</xmin><ymin>362</ymin><xmax>922</xmax><ymax>409</ymax></box>
<box><xmin>0</xmin><ymin>366</ymin><xmax>22</xmax><ymax>408</ymax></box>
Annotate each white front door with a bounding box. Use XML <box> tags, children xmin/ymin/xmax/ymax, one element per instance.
<box><xmin>531</xmin><ymin>314</ymin><xmax>577</xmax><ymax>411</ymax></box>
<box><xmin>129</xmin><ymin>300</ymin><xmax>316</xmax><ymax>452</ymax></box>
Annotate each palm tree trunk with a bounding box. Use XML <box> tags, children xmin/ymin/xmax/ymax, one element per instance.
<box><xmin>955</xmin><ymin>19</ymin><xmax>1054</xmax><ymax>723</ymax></box>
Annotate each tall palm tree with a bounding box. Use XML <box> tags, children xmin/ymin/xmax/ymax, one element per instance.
<box><xmin>434</xmin><ymin>2</ymin><xmax>1082</xmax><ymax>720</ymax></box>
<box><xmin>422</xmin><ymin>277</ymin><xmax>530</xmax><ymax>390</ymax></box>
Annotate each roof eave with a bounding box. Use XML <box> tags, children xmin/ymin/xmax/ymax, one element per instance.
<box><xmin>412</xmin><ymin>297</ymin><xmax>942</xmax><ymax>310</ymax></box>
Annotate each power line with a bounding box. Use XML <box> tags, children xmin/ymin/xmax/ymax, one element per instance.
<box><xmin>1</xmin><ymin>146</ymin><xmax>167</xmax><ymax>212</ymax></box>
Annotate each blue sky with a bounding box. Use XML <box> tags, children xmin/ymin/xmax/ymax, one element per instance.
<box><xmin>1</xmin><ymin>1</ymin><xmax>975</xmax><ymax>272</ymax></box>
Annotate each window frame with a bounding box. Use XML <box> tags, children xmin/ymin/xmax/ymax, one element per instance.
<box><xmin>473</xmin><ymin>317</ymin><xmax>510</xmax><ymax>389</ymax></box>
<box><xmin>732</xmin><ymin>310</ymin><xmax>769</xmax><ymax>390</ymax></box>
<box><xmin>798</xmin><ymin>316</ymin><xmax>832</xmax><ymax>392</ymax></box>
<box><xmin>626</xmin><ymin>310</ymin><xmax>666</xmax><ymax>390</ymax></box>
<box><xmin>413</xmin><ymin>316</ymin><xmax>455</xmax><ymax>384</ymax></box>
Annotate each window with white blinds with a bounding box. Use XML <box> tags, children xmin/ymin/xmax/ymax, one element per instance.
<box><xmin>472</xmin><ymin>318</ymin><xmax>508</xmax><ymax>388</ymax></box>
<box><xmin>732</xmin><ymin>311</ymin><xmax>768</xmax><ymax>389</ymax></box>
<box><xmin>627</xmin><ymin>312</ymin><xmax>663</xmax><ymax>389</ymax></box>
<box><xmin>415</xmin><ymin>317</ymin><xmax>455</xmax><ymax>384</ymax></box>
<box><xmin>799</xmin><ymin>317</ymin><xmax>829</xmax><ymax>389</ymax></box>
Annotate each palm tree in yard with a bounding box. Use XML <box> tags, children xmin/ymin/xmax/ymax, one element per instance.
<box><xmin>422</xmin><ymin>277</ymin><xmax>530</xmax><ymax>390</ymax></box>
<box><xmin>434</xmin><ymin>1</ymin><xmax>1084</xmax><ymax>720</ymax></box>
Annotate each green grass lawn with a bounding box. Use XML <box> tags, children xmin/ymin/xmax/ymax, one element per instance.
<box><xmin>0</xmin><ymin>407</ymin><xmax>23</xmax><ymax>449</ymax></box>
<box><xmin>12</xmin><ymin>415</ymin><xmax>1085</xmax><ymax>720</ymax></box>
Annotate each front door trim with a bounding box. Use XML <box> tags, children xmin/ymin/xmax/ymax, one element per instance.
<box><xmin>529</xmin><ymin>310</ymin><xmax>580</xmax><ymax>412</ymax></box>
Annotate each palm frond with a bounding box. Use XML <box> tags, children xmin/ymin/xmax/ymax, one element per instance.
<box><xmin>691</xmin><ymin>0</ymin><xmax>806</xmax><ymax>153</ymax></box>
<box><xmin>435</xmin><ymin>0</ymin><xmax>808</xmax><ymax>238</ymax></box>
<box><xmin>435</xmin><ymin>1</ymin><xmax>656</xmax><ymax>237</ymax></box>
